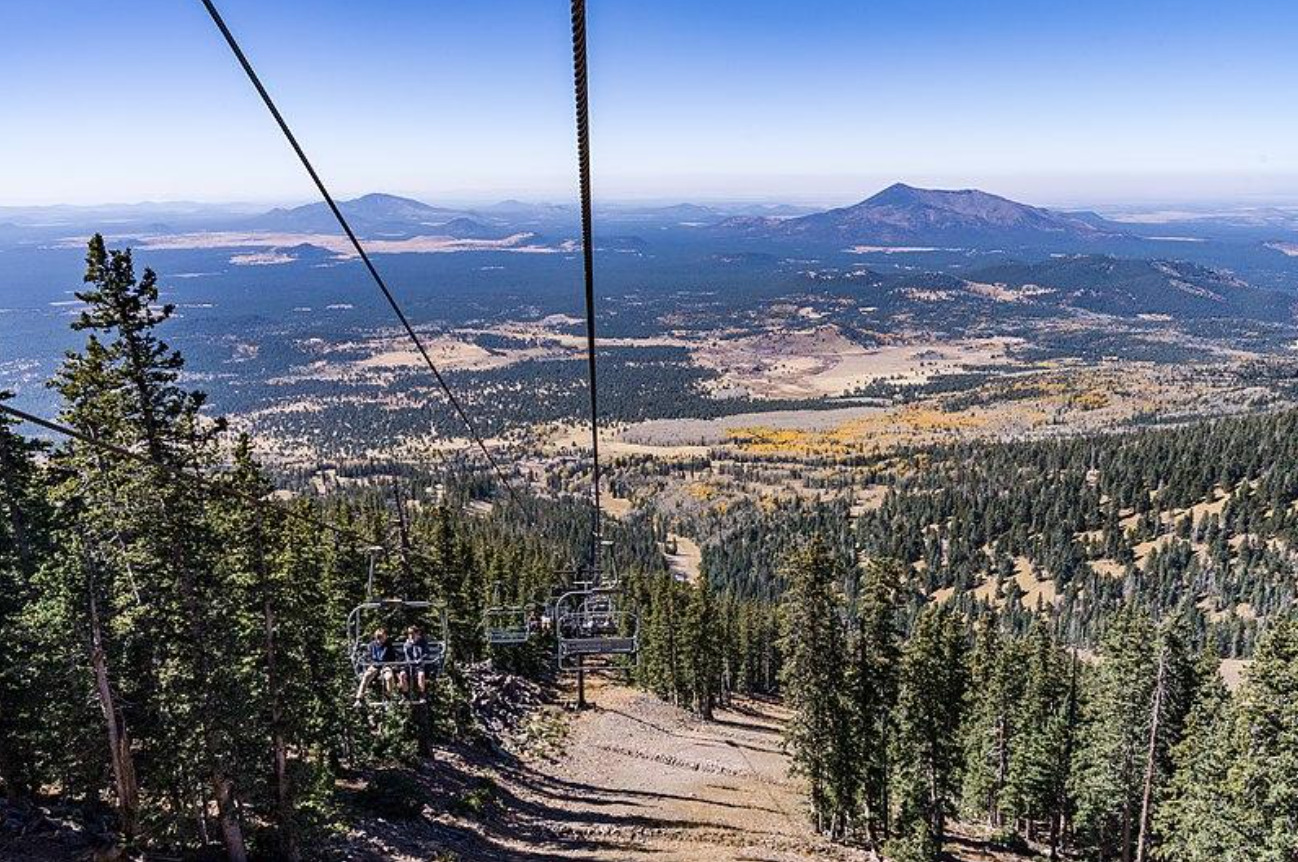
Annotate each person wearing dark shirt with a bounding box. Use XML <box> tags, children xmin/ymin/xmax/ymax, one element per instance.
<box><xmin>400</xmin><ymin>625</ymin><xmax>433</xmax><ymax>696</ymax></box>
<box><xmin>353</xmin><ymin>628</ymin><xmax>396</xmax><ymax>706</ymax></box>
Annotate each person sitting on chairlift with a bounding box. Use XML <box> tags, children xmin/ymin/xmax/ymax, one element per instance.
<box><xmin>353</xmin><ymin>628</ymin><xmax>396</xmax><ymax>706</ymax></box>
<box><xmin>400</xmin><ymin>625</ymin><xmax>432</xmax><ymax>696</ymax></box>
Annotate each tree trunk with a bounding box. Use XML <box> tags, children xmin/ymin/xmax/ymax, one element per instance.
<box><xmin>1121</xmin><ymin>797</ymin><xmax>1133</xmax><ymax>862</ymax></box>
<box><xmin>86</xmin><ymin>551</ymin><xmax>139</xmax><ymax>841</ymax></box>
<box><xmin>1135</xmin><ymin>648</ymin><xmax>1167</xmax><ymax>862</ymax></box>
<box><xmin>256</xmin><ymin>528</ymin><xmax>299</xmax><ymax>862</ymax></box>
<box><xmin>213</xmin><ymin>775</ymin><xmax>248</xmax><ymax>862</ymax></box>
<box><xmin>0</xmin><ymin>498</ymin><xmax>30</xmax><ymax>801</ymax></box>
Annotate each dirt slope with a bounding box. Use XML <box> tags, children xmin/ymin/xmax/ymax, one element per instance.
<box><xmin>352</xmin><ymin>682</ymin><xmax>873</xmax><ymax>861</ymax></box>
<box><xmin>496</xmin><ymin>682</ymin><xmax>871</xmax><ymax>861</ymax></box>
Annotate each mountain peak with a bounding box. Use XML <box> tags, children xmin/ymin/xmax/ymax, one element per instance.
<box><xmin>766</xmin><ymin>183</ymin><xmax>1124</xmax><ymax>247</ymax></box>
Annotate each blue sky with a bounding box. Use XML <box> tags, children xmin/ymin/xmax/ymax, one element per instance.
<box><xmin>3</xmin><ymin>0</ymin><xmax>1297</xmax><ymax>207</ymax></box>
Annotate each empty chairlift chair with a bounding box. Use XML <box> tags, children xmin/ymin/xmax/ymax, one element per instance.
<box><xmin>554</xmin><ymin>589</ymin><xmax>639</xmax><ymax>672</ymax></box>
<box><xmin>483</xmin><ymin>582</ymin><xmax>538</xmax><ymax>647</ymax></box>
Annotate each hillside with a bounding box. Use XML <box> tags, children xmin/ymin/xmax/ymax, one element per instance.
<box><xmin>965</xmin><ymin>255</ymin><xmax>1296</xmax><ymax>320</ymax></box>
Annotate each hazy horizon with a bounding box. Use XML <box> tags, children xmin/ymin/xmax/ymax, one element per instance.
<box><xmin>5</xmin><ymin>176</ymin><xmax>1298</xmax><ymax>219</ymax></box>
<box><xmin>4</xmin><ymin>0</ymin><xmax>1297</xmax><ymax>208</ymax></box>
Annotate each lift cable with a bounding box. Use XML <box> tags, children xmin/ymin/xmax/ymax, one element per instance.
<box><xmin>569</xmin><ymin>0</ymin><xmax>603</xmax><ymax>560</ymax></box>
<box><xmin>0</xmin><ymin>401</ymin><xmax>439</xmax><ymax>572</ymax></box>
<box><xmin>198</xmin><ymin>0</ymin><xmax>525</xmax><ymax>512</ymax></box>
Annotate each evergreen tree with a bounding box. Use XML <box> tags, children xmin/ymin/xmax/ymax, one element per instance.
<box><xmin>852</xmin><ymin>556</ymin><xmax>903</xmax><ymax>844</ymax></box>
<box><xmin>683</xmin><ymin>574</ymin><xmax>722</xmax><ymax>719</ymax></box>
<box><xmin>960</xmin><ymin>616</ymin><xmax>1023</xmax><ymax>832</ymax></box>
<box><xmin>50</xmin><ymin>236</ymin><xmax>246</xmax><ymax>856</ymax></box>
<box><xmin>0</xmin><ymin>391</ymin><xmax>50</xmax><ymax>801</ymax></box>
<box><xmin>1228</xmin><ymin>617</ymin><xmax>1298</xmax><ymax>861</ymax></box>
<box><xmin>1005</xmin><ymin>624</ymin><xmax>1073</xmax><ymax>855</ymax></box>
<box><xmin>1073</xmin><ymin>608</ymin><xmax>1192</xmax><ymax>862</ymax></box>
<box><xmin>1154</xmin><ymin>648</ymin><xmax>1247</xmax><ymax>861</ymax></box>
<box><xmin>780</xmin><ymin>539</ymin><xmax>854</xmax><ymax>837</ymax></box>
<box><xmin>889</xmin><ymin>604</ymin><xmax>968</xmax><ymax>862</ymax></box>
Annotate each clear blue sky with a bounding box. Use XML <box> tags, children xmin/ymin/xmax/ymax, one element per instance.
<box><xmin>3</xmin><ymin>0</ymin><xmax>1297</xmax><ymax>207</ymax></box>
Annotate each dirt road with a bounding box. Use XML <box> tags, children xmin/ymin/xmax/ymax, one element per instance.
<box><xmin>473</xmin><ymin>682</ymin><xmax>871</xmax><ymax>861</ymax></box>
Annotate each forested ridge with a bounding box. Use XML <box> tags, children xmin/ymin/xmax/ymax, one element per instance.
<box><xmin>696</xmin><ymin>406</ymin><xmax>1298</xmax><ymax>657</ymax></box>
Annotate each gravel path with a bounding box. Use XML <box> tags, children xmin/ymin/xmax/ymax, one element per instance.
<box><xmin>488</xmin><ymin>682</ymin><xmax>873</xmax><ymax>861</ymax></box>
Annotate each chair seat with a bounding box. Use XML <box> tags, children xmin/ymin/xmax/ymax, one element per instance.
<box><xmin>560</xmin><ymin>637</ymin><xmax>636</xmax><ymax>656</ymax></box>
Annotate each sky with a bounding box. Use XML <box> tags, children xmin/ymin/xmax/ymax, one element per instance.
<box><xmin>3</xmin><ymin>0</ymin><xmax>1298</xmax><ymax>209</ymax></box>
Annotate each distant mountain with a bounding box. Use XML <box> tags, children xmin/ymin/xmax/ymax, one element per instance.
<box><xmin>247</xmin><ymin>193</ymin><xmax>478</xmax><ymax>235</ymax></box>
<box><xmin>642</xmin><ymin>203</ymin><xmax>719</xmax><ymax>220</ymax></box>
<box><xmin>719</xmin><ymin>183</ymin><xmax>1130</xmax><ymax>248</ymax></box>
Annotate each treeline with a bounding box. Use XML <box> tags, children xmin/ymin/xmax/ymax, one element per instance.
<box><xmin>780</xmin><ymin>538</ymin><xmax>1298</xmax><ymax>861</ymax></box>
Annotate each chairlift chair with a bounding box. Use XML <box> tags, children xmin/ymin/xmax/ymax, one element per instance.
<box><xmin>483</xmin><ymin>581</ymin><xmax>540</xmax><ymax>646</ymax></box>
<box><xmin>554</xmin><ymin>588</ymin><xmax>639</xmax><ymax>673</ymax></box>
<box><xmin>347</xmin><ymin>598</ymin><xmax>449</xmax><ymax>705</ymax></box>
<box><xmin>347</xmin><ymin>550</ymin><xmax>449</xmax><ymax>706</ymax></box>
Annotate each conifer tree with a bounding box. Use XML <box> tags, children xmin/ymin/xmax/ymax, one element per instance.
<box><xmin>889</xmin><ymin>604</ymin><xmax>968</xmax><ymax>861</ymax></box>
<box><xmin>780</xmin><ymin>539</ymin><xmax>854</xmax><ymax>837</ymax></box>
<box><xmin>683</xmin><ymin>575</ymin><xmax>721</xmax><ymax>718</ymax></box>
<box><xmin>1073</xmin><ymin>608</ymin><xmax>1192</xmax><ymax>862</ymax></box>
<box><xmin>960</xmin><ymin>616</ymin><xmax>1023</xmax><ymax>831</ymax></box>
<box><xmin>1228</xmin><ymin>617</ymin><xmax>1298</xmax><ymax>861</ymax></box>
<box><xmin>1006</xmin><ymin>623</ymin><xmax>1072</xmax><ymax>854</ymax></box>
<box><xmin>852</xmin><ymin>556</ymin><xmax>903</xmax><ymax>844</ymax></box>
<box><xmin>50</xmin><ymin>236</ymin><xmax>246</xmax><ymax>857</ymax></box>
<box><xmin>1154</xmin><ymin>648</ymin><xmax>1246</xmax><ymax>861</ymax></box>
<box><xmin>0</xmin><ymin>391</ymin><xmax>50</xmax><ymax>801</ymax></box>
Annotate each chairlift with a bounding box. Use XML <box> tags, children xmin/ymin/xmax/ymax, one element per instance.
<box><xmin>554</xmin><ymin>588</ymin><xmax>639</xmax><ymax>673</ymax></box>
<box><xmin>483</xmin><ymin>581</ymin><xmax>540</xmax><ymax>646</ymax></box>
<box><xmin>347</xmin><ymin>548</ymin><xmax>449</xmax><ymax>706</ymax></box>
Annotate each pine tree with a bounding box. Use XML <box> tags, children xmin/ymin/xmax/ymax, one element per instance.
<box><xmin>49</xmin><ymin>236</ymin><xmax>246</xmax><ymax>857</ymax></box>
<box><xmin>1073</xmin><ymin>608</ymin><xmax>1192</xmax><ymax>862</ymax></box>
<box><xmin>1228</xmin><ymin>617</ymin><xmax>1298</xmax><ymax>861</ymax></box>
<box><xmin>780</xmin><ymin>539</ymin><xmax>854</xmax><ymax>837</ymax></box>
<box><xmin>1005</xmin><ymin>624</ymin><xmax>1072</xmax><ymax>854</ymax></box>
<box><xmin>683</xmin><ymin>575</ymin><xmax>721</xmax><ymax>719</ymax></box>
<box><xmin>889</xmin><ymin>604</ymin><xmax>968</xmax><ymax>862</ymax></box>
<box><xmin>1154</xmin><ymin>648</ymin><xmax>1247</xmax><ymax>861</ymax></box>
<box><xmin>0</xmin><ymin>391</ymin><xmax>51</xmax><ymax>801</ymax></box>
<box><xmin>960</xmin><ymin>616</ymin><xmax>1023</xmax><ymax>832</ymax></box>
<box><xmin>852</xmin><ymin>556</ymin><xmax>903</xmax><ymax>844</ymax></box>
